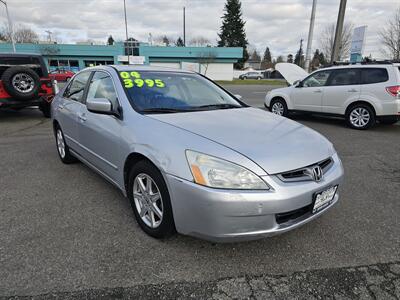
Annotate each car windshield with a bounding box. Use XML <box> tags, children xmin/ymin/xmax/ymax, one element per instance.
<box><xmin>118</xmin><ymin>70</ymin><xmax>244</xmax><ymax>113</ymax></box>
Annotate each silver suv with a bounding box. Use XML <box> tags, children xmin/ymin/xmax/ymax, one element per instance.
<box><xmin>265</xmin><ymin>63</ymin><xmax>400</xmax><ymax>129</ymax></box>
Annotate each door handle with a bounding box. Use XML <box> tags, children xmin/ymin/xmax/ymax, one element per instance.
<box><xmin>78</xmin><ymin>114</ymin><xmax>87</xmax><ymax>122</ymax></box>
<box><xmin>347</xmin><ymin>89</ymin><xmax>358</xmax><ymax>92</ymax></box>
<box><xmin>313</xmin><ymin>89</ymin><xmax>322</xmax><ymax>93</ymax></box>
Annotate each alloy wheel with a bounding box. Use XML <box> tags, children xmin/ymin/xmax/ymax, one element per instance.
<box><xmin>133</xmin><ymin>173</ymin><xmax>163</xmax><ymax>229</ymax></box>
<box><xmin>271</xmin><ymin>102</ymin><xmax>285</xmax><ymax>116</ymax></box>
<box><xmin>350</xmin><ymin>107</ymin><xmax>370</xmax><ymax>128</ymax></box>
<box><xmin>56</xmin><ymin>129</ymin><xmax>66</xmax><ymax>158</ymax></box>
<box><xmin>12</xmin><ymin>73</ymin><xmax>35</xmax><ymax>93</ymax></box>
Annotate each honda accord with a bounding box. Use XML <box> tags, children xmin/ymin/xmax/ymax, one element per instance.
<box><xmin>51</xmin><ymin>65</ymin><xmax>344</xmax><ymax>242</ymax></box>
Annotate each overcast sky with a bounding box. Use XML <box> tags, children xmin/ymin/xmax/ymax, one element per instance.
<box><xmin>1</xmin><ymin>0</ymin><xmax>399</xmax><ymax>59</ymax></box>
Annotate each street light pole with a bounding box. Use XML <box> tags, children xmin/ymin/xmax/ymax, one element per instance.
<box><xmin>183</xmin><ymin>6</ymin><xmax>186</xmax><ymax>46</ymax></box>
<box><xmin>0</xmin><ymin>0</ymin><xmax>16</xmax><ymax>53</ymax></box>
<box><xmin>123</xmin><ymin>0</ymin><xmax>129</xmax><ymax>64</ymax></box>
<box><xmin>304</xmin><ymin>0</ymin><xmax>317</xmax><ymax>72</ymax></box>
<box><xmin>331</xmin><ymin>0</ymin><xmax>347</xmax><ymax>63</ymax></box>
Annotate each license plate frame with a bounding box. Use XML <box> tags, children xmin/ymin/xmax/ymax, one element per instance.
<box><xmin>312</xmin><ymin>185</ymin><xmax>338</xmax><ymax>214</ymax></box>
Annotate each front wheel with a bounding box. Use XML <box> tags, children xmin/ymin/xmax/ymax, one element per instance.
<box><xmin>270</xmin><ymin>98</ymin><xmax>288</xmax><ymax>117</ymax></box>
<box><xmin>127</xmin><ymin>160</ymin><xmax>176</xmax><ymax>239</ymax></box>
<box><xmin>346</xmin><ymin>105</ymin><xmax>375</xmax><ymax>130</ymax></box>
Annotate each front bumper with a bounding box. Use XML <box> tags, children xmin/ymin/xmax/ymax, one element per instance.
<box><xmin>166</xmin><ymin>153</ymin><xmax>344</xmax><ymax>242</ymax></box>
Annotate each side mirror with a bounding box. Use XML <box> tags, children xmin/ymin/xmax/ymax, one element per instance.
<box><xmin>294</xmin><ymin>80</ymin><xmax>303</xmax><ymax>88</ymax></box>
<box><xmin>86</xmin><ymin>98</ymin><xmax>113</xmax><ymax>114</ymax></box>
<box><xmin>234</xmin><ymin>94</ymin><xmax>243</xmax><ymax>100</ymax></box>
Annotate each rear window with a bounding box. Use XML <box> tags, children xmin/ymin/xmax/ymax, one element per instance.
<box><xmin>361</xmin><ymin>68</ymin><xmax>388</xmax><ymax>84</ymax></box>
<box><xmin>0</xmin><ymin>56</ymin><xmax>46</xmax><ymax>77</ymax></box>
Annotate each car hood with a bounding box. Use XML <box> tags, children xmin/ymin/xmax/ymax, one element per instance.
<box><xmin>149</xmin><ymin>108</ymin><xmax>334</xmax><ymax>174</ymax></box>
<box><xmin>275</xmin><ymin>63</ymin><xmax>309</xmax><ymax>85</ymax></box>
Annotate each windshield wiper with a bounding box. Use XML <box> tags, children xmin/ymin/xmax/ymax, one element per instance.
<box><xmin>140</xmin><ymin>108</ymin><xmax>192</xmax><ymax>114</ymax></box>
<box><xmin>194</xmin><ymin>104</ymin><xmax>242</xmax><ymax>110</ymax></box>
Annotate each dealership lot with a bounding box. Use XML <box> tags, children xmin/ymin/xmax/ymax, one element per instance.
<box><xmin>0</xmin><ymin>85</ymin><xmax>399</xmax><ymax>299</ymax></box>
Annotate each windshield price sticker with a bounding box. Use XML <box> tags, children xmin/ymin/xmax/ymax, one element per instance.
<box><xmin>119</xmin><ymin>71</ymin><xmax>165</xmax><ymax>89</ymax></box>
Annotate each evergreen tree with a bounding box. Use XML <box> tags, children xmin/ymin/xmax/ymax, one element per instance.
<box><xmin>318</xmin><ymin>51</ymin><xmax>326</xmax><ymax>65</ymax></box>
<box><xmin>287</xmin><ymin>54</ymin><xmax>294</xmax><ymax>63</ymax></box>
<box><xmin>176</xmin><ymin>37</ymin><xmax>184</xmax><ymax>47</ymax></box>
<box><xmin>107</xmin><ymin>35</ymin><xmax>114</xmax><ymax>45</ymax></box>
<box><xmin>250</xmin><ymin>49</ymin><xmax>261</xmax><ymax>61</ymax></box>
<box><xmin>263</xmin><ymin>47</ymin><xmax>272</xmax><ymax>63</ymax></box>
<box><xmin>162</xmin><ymin>36</ymin><xmax>170</xmax><ymax>46</ymax></box>
<box><xmin>311</xmin><ymin>49</ymin><xmax>321</xmax><ymax>70</ymax></box>
<box><xmin>217</xmin><ymin>0</ymin><xmax>248</xmax><ymax>69</ymax></box>
<box><xmin>276</xmin><ymin>55</ymin><xmax>284</xmax><ymax>63</ymax></box>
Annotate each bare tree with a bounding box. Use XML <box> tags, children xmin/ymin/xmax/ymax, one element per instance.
<box><xmin>1</xmin><ymin>23</ymin><xmax>39</xmax><ymax>43</ymax></box>
<box><xmin>189</xmin><ymin>36</ymin><xmax>211</xmax><ymax>47</ymax></box>
<box><xmin>198</xmin><ymin>50</ymin><xmax>217</xmax><ymax>76</ymax></box>
<box><xmin>380</xmin><ymin>8</ymin><xmax>400</xmax><ymax>60</ymax></box>
<box><xmin>319</xmin><ymin>22</ymin><xmax>353</xmax><ymax>62</ymax></box>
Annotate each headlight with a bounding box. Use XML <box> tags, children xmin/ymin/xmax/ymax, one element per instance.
<box><xmin>186</xmin><ymin>150</ymin><xmax>269</xmax><ymax>190</ymax></box>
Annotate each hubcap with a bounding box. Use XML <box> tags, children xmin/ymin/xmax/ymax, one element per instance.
<box><xmin>133</xmin><ymin>174</ymin><xmax>163</xmax><ymax>228</ymax></box>
<box><xmin>56</xmin><ymin>130</ymin><xmax>66</xmax><ymax>158</ymax></box>
<box><xmin>12</xmin><ymin>73</ymin><xmax>35</xmax><ymax>93</ymax></box>
<box><xmin>350</xmin><ymin>107</ymin><xmax>370</xmax><ymax>128</ymax></box>
<box><xmin>271</xmin><ymin>102</ymin><xmax>284</xmax><ymax>116</ymax></box>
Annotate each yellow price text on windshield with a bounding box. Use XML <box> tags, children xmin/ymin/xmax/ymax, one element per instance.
<box><xmin>120</xmin><ymin>72</ymin><xmax>166</xmax><ymax>89</ymax></box>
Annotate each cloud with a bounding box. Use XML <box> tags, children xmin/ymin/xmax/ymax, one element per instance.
<box><xmin>1</xmin><ymin>0</ymin><xmax>399</xmax><ymax>59</ymax></box>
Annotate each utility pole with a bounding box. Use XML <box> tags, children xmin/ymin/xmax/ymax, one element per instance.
<box><xmin>45</xmin><ymin>30</ymin><xmax>52</xmax><ymax>43</ymax></box>
<box><xmin>304</xmin><ymin>0</ymin><xmax>317</xmax><ymax>72</ymax></box>
<box><xmin>0</xmin><ymin>0</ymin><xmax>15</xmax><ymax>52</ymax></box>
<box><xmin>183</xmin><ymin>6</ymin><xmax>186</xmax><ymax>46</ymax></box>
<box><xmin>331</xmin><ymin>0</ymin><xmax>347</xmax><ymax>63</ymax></box>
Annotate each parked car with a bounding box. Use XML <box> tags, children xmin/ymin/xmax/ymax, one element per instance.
<box><xmin>265</xmin><ymin>62</ymin><xmax>400</xmax><ymax>130</ymax></box>
<box><xmin>52</xmin><ymin>66</ymin><xmax>344</xmax><ymax>242</ymax></box>
<box><xmin>239</xmin><ymin>72</ymin><xmax>263</xmax><ymax>80</ymax></box>
<box><xmin>49</xmin><ymin>68</ymin><xmax>75</xmax><ymax>82</ymax></box>
<box><xmin>0</xmin><ymin>53</ymin><xmax>56</xmax><ymax>117</ymax></box>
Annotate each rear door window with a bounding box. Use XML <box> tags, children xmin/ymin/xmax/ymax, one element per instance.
<box><xmin>360</xmin><ymin>68</ymin><xmax>389</xmax><ymax>84</ymax></box>
<box><xmin>63</xmin><ymin>71</ymin><xmax>91</xmax><ymax>102</ymax></box>
<box><xmin>327</xmin><ymin>69</ymin><xmax>360</xmax><ymax>86</ymax></box>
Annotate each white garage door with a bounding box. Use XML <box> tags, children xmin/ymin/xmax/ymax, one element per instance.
<box><xmin>149</xmin><ymin>62</ymin><xmax>180</xmax><ymax>69</ymax></box>
<box><xmin>200</xmin><ymin>63</ymin><xmax>233</xmax><ymax>81</ymax></box>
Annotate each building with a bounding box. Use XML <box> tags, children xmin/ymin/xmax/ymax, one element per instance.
<box><xmin>0</xmin><ymin>42</ymin><xmax>242</xmax><ymax>80</ymax></box>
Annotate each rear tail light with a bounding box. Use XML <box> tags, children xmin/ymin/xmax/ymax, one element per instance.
<box><xmin>386</xmin><ymin>85</ymin><xmax>400</xmax><ymax>97</ymax></box>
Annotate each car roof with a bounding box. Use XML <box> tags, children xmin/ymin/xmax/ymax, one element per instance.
<box><xmin>320</xmin><ymin>64</ymin><xmax>395</xmax><ymax>71</ymax></box>
<box><xmin>104</xmin><ymin>64</ymin><xmax>196</xmax><ymax>74</ymax></box>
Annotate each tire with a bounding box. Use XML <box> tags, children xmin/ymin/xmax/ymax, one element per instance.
<box><xmin>346</xmin><ymin>104</ymin><xmax>375</xmax><ymax>130</ymax></box>
<box><xmin>243</xmin><ymin>76</ymin><xmax>247</xmax><ymax>80</ymax></box>
<box><xmin>127</xmin><ymin>160</ymin><xmax>176</xmax><ymax>239</ymax></box>
<box><xmin>55</xmin><ymin>125</ymin><xmax>77</xmax><ymax>164</ymax></box>
<box><xmin>270</xmin><ymin>98</ymin><xmax>288</xmax><ymax>117</ymax></box>
<box><xmin>39</xmin><ymin>101</ymin><xmax>51</xmax><ymax>118</ymax></box>
<box><xmin>1</xmin><ymin>66</ymin><xmax>41</xmax><ymax>100</ymax></box>
<box><xmin>257</xmin><ymin>77</ymin><xmax>262</xmax><ymax>80</ymax></box>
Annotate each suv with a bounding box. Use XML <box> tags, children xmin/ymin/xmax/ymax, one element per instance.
<box><xmin>265</xmin><ymin>63</ymin><xmax>400</xmax><ymax>129</ymax></box>
<box><xmin>0</xmin><ymin>53</ymin><xmax>56</xmax><ymax>117</ymax></box>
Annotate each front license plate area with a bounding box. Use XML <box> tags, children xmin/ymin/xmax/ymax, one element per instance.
<box><xmin>312</xmin><ymin>185</ymin><xmax>338</xmax><ymax>214</ymax></box>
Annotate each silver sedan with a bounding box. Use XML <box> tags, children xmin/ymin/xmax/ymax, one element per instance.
<box><xmin>51</xmin><ymin>65</ymin><xmax>344</xmax><ymax>242</ymax></box>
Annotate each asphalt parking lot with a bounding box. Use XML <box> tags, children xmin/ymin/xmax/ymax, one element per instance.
<box><xmin>1</xmin><ymin>85</ymin><xmax>399</xmax><ymax>299</ymax></box>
